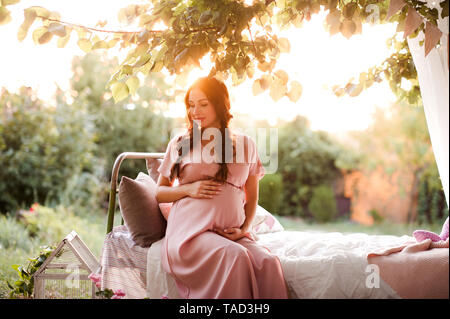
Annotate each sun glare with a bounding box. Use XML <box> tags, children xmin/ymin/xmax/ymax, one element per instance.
<box><xmin>0</xmin><ymin>1</ymin><xmax>398</xmax><ymax>133</ymax></box>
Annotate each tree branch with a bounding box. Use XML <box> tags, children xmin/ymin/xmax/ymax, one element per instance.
<box><xmin>36</xmin><ymin>15</ymin><xmax>162</xmax><ymax>34</ymax></box>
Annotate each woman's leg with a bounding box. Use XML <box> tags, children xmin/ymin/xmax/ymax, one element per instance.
<box><xmin>237</xmin><ymin>237</ymin><xmax>289</xmax><ymax>299</ymax></box>
<box><xmin>168</xmin><ymin>230</ymin><xmax>260</xmax><ymax>299</ymax></box>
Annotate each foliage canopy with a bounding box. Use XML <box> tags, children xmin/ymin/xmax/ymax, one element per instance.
<box><xmin>1</xmin><ymin>0</ymin><xmax>447</xmax><ymax>106</ymax></box>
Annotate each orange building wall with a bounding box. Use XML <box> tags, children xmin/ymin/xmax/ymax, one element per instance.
<box><xmin>341</xmin><ymin>166</ymin><xmax>417</xmax><ymax>225</ymax></box>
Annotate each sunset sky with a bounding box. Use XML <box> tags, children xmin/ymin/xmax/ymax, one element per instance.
<box><xmin>0</xmin><ymin>0</ymin><xmax>399</xmax><ymax>132</ymax></box>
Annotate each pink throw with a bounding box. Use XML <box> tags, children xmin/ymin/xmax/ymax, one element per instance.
<box><xmin>367</xmin><ymin>238</ymin><xmax>449</xmax><ymax>299</ymax></box>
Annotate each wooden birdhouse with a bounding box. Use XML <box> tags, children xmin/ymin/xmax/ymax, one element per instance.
<box><xmin>33</xmin><ymin>231</ymin><xmax>101</xmax><ymax>299</ymax></box>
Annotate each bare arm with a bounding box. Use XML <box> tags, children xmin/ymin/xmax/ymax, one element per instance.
<box><xmin>156</xmin><ymin>175</ymin><xmax>189</xmax><ymax>203</ymax></box>
<box><xmin>240</xmin><ymin>175</ymin><xmax>259</xmax><ymax>233</ymax></box>
<box><xmin>156</xmin><ymin>175</ymin><xmax>223</xmax><ymax>203</ymax></box>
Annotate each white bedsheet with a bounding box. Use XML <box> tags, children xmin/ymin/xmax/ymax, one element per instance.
<box><xmin>147</xmin><ymin>230</ymin><xmax>415</xmax><ymax>299</ymax></box>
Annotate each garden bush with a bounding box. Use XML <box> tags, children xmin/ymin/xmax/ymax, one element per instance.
<box><xmin>0</xmin><ymin>215</ymin><xmax>37</xmax><ymax>251</ymax></box>
<box><xmin>308</xmin><ymin>185</ymin><xmax>338</xmax><ymax>223</ymax></box>
<box><xmin>0</xmin><ymin>88</ymin><xmax>101</xmax><ymax>214</ymax></box>
<box><xmin>277</xmin><ymin>116</ymin><xmax>342</xmax><ymax>218</ymax></box>
<box><xmin>259</xmin><ymin>173</ymin><xmax>283</xmax><ymax>215</ymax></box>
<box><xmin>18</xmin><ymin>204</ymin><xmax>105</xmax><ymax>257</ymax></box>
<box><xmin>69</xmin><ymin>52</ymin><xmax>176</xmax><ymax>183</ymax></box>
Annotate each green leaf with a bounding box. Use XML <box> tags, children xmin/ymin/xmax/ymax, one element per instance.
<box><xmin>134</xmin><ymin>42</ymin><xmax>149</xmax><ymax>57</ymax></box>
<box><xmin>118</xmin><ymin>5</ymin><xmax>137</xmax><ymax>25</ymax></box>
<box><xmin>120</xmin><ymin>65</ymin><xmax>133</xmax><ymax>76</ymax></box>
<box><xmin>269</xmin><ymin>77</ymin><xmax>287</xmax><ymax>101</ymax></box>
<box><xmin>138</xmin><ymin>14</ymin><xmax>154</xmax><ymax>27</ymax></box>
<box><xmin>0</xmin><ymin>6</ymin><xmax>12</xmax><ymax>25</ymax></box>
<box><xmin>347</xmin><ymin>83</ymin><xmax>363</xmax><ymax>97</ymax></box>
<box><xmin>126</xmin><ymin>76</ymin><xmax>139</xmax><ymax>96</ymax></box>
<box><xmin>343</xmin><ymin>3</ymin><xmax>358</xmax><ymax>19</ymax></box>
<box><xmin>111</xmin><ymin>82</ymin><xmax>129</xmax><ymax>103</ymax></box>
<box><xmin>257</xmin><ymin>60</ymin><xmax>271</xmax><ymax>72</ymax></box>
<box><xmin>287</xmin><ymin>81</ymin><xmax>303</xmax><ymax>102</ymax></box>
<box><xmin>441</xmin><ymin>0</ymin><xmax>449</xmax><ymax>19</ymax></box>
<box><xmin>107</xmin><ymin>38</ymin><xmax>120</xmax><ymax>48</ymax></box>
<box><xmin>92</xmin><ymin>40</ymin><xmax>108</xmax><ymax>50</ymax></box>
<box><xmin>278</xmin><ymin>37</ymin><xmax>290</xmax><ymax>53</ymax></box>
<box><xmin>17</xmin><ymin>8</ymin><xmax>37</xmax><ymax>41</ymax></box>
<box><xmin>133</xmin><ymin>53</ymin><xmax>151</xmax><ymax>68</ymax></box>
<box><xmin>77</xmin><ymin>38</ymin><xmax>92</xmax><ymax>52</ymax></box>
<box><xmin>328</xmin><ymin>0</ymin><xmax>338</xmax><ymax>12</ymax></box>
<box><xmin>57</xmin><ymin>28</ymin><xmax>71</xmax><ymax>48</ymax></box>
<box><xmin>2</xmin><ymin>0</ymin><xmax>21</xmax><ymax>6</ymax></box>
<box><xmin>11</xmin><ymin>264</ymin><xmax>20</xmax><ymax>271</ymax></box>
<box><xmin>326</xmin><ymin>10</ymin><xmax>341</xmax><ymax>27</ymax></box>
<box><xmin>198</xmin><ymin>10</ymin><xmax>212</xmax><ymax>25</ymax></box>
<box><xmin>252</xmin><ymin>79</ymin><xmax>264</xmax><ymax>95</ymax></box>
<box><xmin>28</xmin><ymin>6</ymin><xmax>51</xmax><ymax>19</ymax></box>
<box><xmin>6</xmin><ymin>280</ymin><xmax>14</xmax><ymax>290</ymax></box>
<box><xmin>48</xmin><ymin>22</ymin><xmax>66</xmax><ymax>37</ymax></box>
<box><xmin>340</xmin><ymin>19</ymin><xmax>356</xmax><ymax>39</ymax></box>
<box><xmin>274</xmin><ymin>69</ymin><xmax>288</xmax><ymax>85</ymax></box>
<box><xmin>32</xmin><ymin>27</ymin><xmax>52</xmax><ymax>44</ymax></box>
<box><xmin>259</xmin><ymin>74</ymin><xmax>272</xmax><ymax>90</ymax></box>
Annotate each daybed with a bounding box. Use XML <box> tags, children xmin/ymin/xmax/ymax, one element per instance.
<box><xmin>99</xmin><ymin>152</ymin><xmax>449</xmax><ymax>299</ymax></box>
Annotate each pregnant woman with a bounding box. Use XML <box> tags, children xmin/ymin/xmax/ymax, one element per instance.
<box><xmin>156</xmin><ymin>76</ymin><xmax>288</xmax><ymax>299</ymax></box>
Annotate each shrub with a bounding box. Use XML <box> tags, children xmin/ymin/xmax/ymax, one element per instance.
<box><xmin>0</xmin><ymin>88</ymin><xmax>100</xmax><ymax>214</ymax></box>
<box><xmin>368</xmin><ymin>209</ymin><xmax>384</xmax><ymax>224</ymax></box>
<box><xmin>6</xmin><ymin>245</ymin><xmax>55</xmax><ymax>299</ymax></box>
<box><xmin>0</xmin><ymin>215</ymin><xmax>37</xmax><ymax>251</ymax></box>
<box><xmin>92</xmin><ymin>103</ymin><xmax>174</xmax><ymax>182</ymax></box>
<box><xmin>18</xmin><ymin>204</ymin><xmax>104</xmax><ymax>257</ymax></box>
<box><xmin>259</xmin><ymin>173</ymin><xmax>283</xmax><ymax>214</ymax></box>
<box><xmin>430</xmin><ymin>189</ymin><xmax>446</xmax><ymax>224</ymax></box>
<box><xmin>308</xmin><ymin>185</ymin><xmax>338</xmax><ymax>223</ymax></box>
<box><xmin>277</xmin><ymin>116</ymin><xmax>342</xmax><ymax>217</ymax></box>
<box><xmin>417</xmin><ymin>178</ymin><xmax>430</xmax><ymax>224</ymax></box>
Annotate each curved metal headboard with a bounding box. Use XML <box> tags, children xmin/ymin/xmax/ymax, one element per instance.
<box><xmin>106</xmin><ymin>152</ymin><xmax>164</xmax><ymax>234</ymax></box>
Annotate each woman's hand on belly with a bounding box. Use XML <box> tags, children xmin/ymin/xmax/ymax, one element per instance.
<box><xmin>213</xmin><ymin>227</ymin><xmax>247</xmax><ymax>241</ymax></box>
<box><xmin>186</xmin><ymin>179</ymin><xmax>223</xmax><ymax>199</ymax></box>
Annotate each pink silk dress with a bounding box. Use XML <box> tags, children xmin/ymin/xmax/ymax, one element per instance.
<box><xmin>157</xmin><ymin>132</ymin><xmax>288</xmax><ymax>299</ymax></box>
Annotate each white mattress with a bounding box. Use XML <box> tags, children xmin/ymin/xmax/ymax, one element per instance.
<box><xmin>146</xmin><ymin>230</ymin><xmax>415</xmax><ymax>299</ymax></box>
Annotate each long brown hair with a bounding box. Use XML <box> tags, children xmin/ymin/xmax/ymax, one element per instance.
<box><xmin>169</xmin><ymin>76</ymin><xmax>236</xmax><ymax>182</ymax></box>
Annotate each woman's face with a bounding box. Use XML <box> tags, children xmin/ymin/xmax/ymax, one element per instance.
<box><xmin>188</xmin><ymin>88</ymin><xmax>220</xmax><ymax>129</ymax></box>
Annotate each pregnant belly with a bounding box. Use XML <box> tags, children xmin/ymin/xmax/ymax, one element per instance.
<box><xmin>172</xmin><ymin>183</ymin><xmax>246</xmax><ymax>230</ymax></box>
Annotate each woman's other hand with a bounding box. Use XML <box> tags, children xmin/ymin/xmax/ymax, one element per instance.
<box><xmin>187</xmin><ymin>179</ymin><xmax>223</xmax><ymax>199</ymax></box>
<box><xmin>213</xmin><ymin>227</ymin><xmax>247</xmax><ymax>241</ymax></box>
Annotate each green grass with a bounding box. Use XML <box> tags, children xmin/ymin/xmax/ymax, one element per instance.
<box><xmin>0</xmin><ymin>204</ymin><xmax>445</xmax><ymax>299</ymax></box>
<box><xmin>276</xmin><ymin>215</ymin><xmax>444</xmax><ymax>237</ymax></box>
<box><xmin>0</xmin><ymin>207</ymin><xmax>108</xmax><ymax>299</ymax></box>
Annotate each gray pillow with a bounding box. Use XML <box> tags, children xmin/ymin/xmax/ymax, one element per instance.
<box><xmin>118</xmin><ymin>172</ymin><xmax>166</xmax><ymax>247</ymax></box>
<box><xmin>146</xmin><ymin>158</ymin><xmax>162</xmax><ymax>182</ymax></box>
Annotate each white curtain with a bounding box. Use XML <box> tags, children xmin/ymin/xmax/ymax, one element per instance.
<box><xmin>406</xmin><ymin>0</ymin><xmax>449</xmax><ymax>208</ymax></box>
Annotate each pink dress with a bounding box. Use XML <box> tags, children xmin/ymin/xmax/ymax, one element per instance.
<box><xmin>157</xmin><ymin>132</ymin><xmax>288</xmax><ymax>299</ymax></box>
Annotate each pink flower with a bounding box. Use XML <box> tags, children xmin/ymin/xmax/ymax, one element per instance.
<box><xmin>88</xmin><ymin>272</ymin><xmax>102</xmax><ymax>284</ymax></box>
<box><xmin>161</xmin><ymin>294</ymin><xmax>169</xmax><ymax>299</ymax></box>
<box><xmin>114</xmin><ymin>289</ymin><xmax>126</xmax><ymax>297</ymax></box>
<box><xmin>111</xmin><ymin>295</ymin><xmax>123</xmax><ymax>299</ymax></box>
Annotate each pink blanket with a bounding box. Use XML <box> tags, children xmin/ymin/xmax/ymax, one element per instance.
<box><xmin>367</xmin><ymin>238</ymin><xmax>449</xmax><ymax>299</ymax></box>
